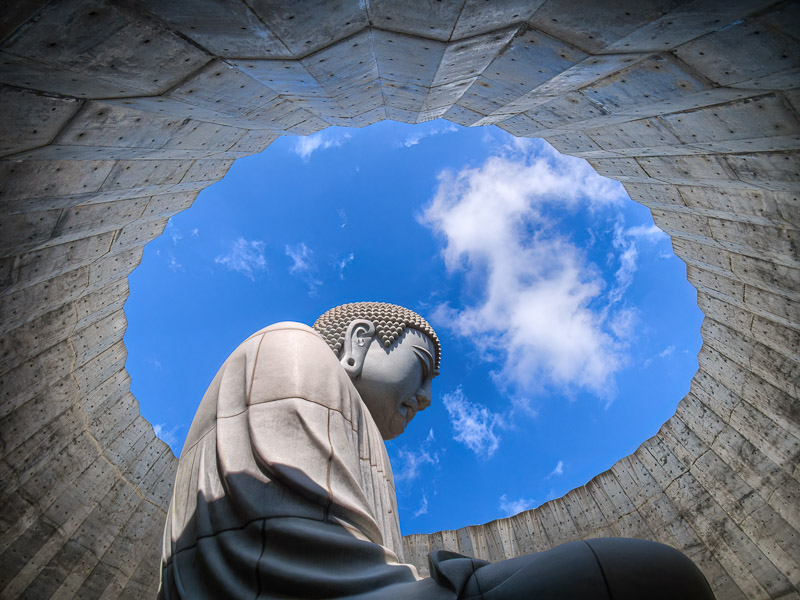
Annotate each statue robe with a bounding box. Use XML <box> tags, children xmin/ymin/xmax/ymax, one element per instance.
<box><xmin>159</xmin><ymin>322</ymin><xmax>716</xmax><ymax>600</ymax></box>
<box><xmin>159</xmin><ymin>322</ymin><xmax>439</xmax><ymax>599</ymax></box>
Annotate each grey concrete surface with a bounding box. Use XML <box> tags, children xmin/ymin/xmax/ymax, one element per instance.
<box><xmin>0</xmin><ymin>0</ymin><xmax>797</xmax><ymax>598</ymax></box>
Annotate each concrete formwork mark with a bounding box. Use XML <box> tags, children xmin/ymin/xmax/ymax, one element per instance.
<box><xmin>1</xmin><ymin>0</ymin><xmax>799</xmax><ymax>598</ymax></box>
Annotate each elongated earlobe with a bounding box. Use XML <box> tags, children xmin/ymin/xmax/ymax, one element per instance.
<box><xmin>340</xmin><ymin>319</ymin><xmax>375</xmax><ymax>378</ymax></box>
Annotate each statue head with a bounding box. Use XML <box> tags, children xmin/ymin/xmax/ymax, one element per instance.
<box><xmin>313</xmin><ymin>302</ymin><xmax>441</xmax><ymax>440</ymax></box>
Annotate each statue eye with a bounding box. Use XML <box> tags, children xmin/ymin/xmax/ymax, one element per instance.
<box><xmin>412</xmin><ymin>344</ymin><xmax>434</xmax><ymax>380</ymax></box>
<box><xmin>414</xmin><ymin>350</ymin><xmax>429</xmax><ymax>379</ymax></box>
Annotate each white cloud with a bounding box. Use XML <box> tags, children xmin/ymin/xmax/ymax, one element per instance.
<box><xmin>394</xmin><ymin>428</ymin><xmax>438</xmax><ymax>483</ymax></box>
<box><xmin>394</xmin><ymin>446</ymin><xmax>438</xmax><ymax>482</ymax></box>
<box><xmin>608</xmin><ymin>220</ymin><xmax>672</xmax><ymax>303</ymax></box>
<box><xmin>335</xmin><ymin>252</ymin><xmax>355</xmax><ymax>280</ymax></box>
<box><xmin>191</xmin><ymin>228</ymin><xmax>199</xmax><ymax>237</ymax></box>
<box><xmin>627</xmin><ymin>223</ymin><xmax>668</xmax><ymax>241</ymax></box>
<box><xmin>609</xmin><ymin>307</ymin><xmax>638</xmax><ymax>340</ymax></box>
<box><xmin>548</xmin><ymin>460</ymin><xmax>564</xmax><ymax>477</ymax></box>
<box><xmin>643</xmin><ymin>345</ymin><xmax>676</xmax><ymax>368</ymax></box>
<box><xmin>165</xmin><ymin>221</ymin><xmax>184</xmax><ymax>245</ymax></box>
<box><xmin>286</xmin><ymin>242</ymin><xmax>313</xmax><ymax>273</ymax></box>
<box><xmin>499</xmin><ymin>494</ymin><xmax>537</xmax><ymax>517</ymax></box>
<box><xmin>413</xmin><ymin>494</ymin><xmax>429</xmax><ymax>518</ymax></box>
<box><xmin>442</xmin><ymin>388</ymin><xmax>502</xmax><ymax>458</ymax></box>
<box><xmin>167</xmin><ymin>254</ymin><xmax>183</xmax><ymax>273</ymax></box>
<box><xmin>609</xmin><ymin>227</ymin><xmax>638</xmax><ymax>305</ymax></box>
<box><xmin>285</xmin><ymin>242</ymin><xmax>322</xmax><ymax>294</ymax></box>
<box><xmin>293</xmin><ymin>131</ymin><xmax>350</xmax><ymax>162</ymax></box>
<box><xmin>153</xmin><ymin>423</ymin><xmax>182</xmax><ymax>453</ymax></box>
<box><xmin>398</xmin><ymin>123</ymin><xmax>458</xmax><ymax>148</ymax></box>
<box><xmin>215</xmin><ymin>237</ymin><xmax>267</xmax><ymax>281</ymax></box>
<box><xmin>338</xmin><ymin>208</ymin><xmax>347</xmax><ymax>229</ymax></box>
<box><xmin>420</xmin><ymin>140</ymin><xmax>629</xmax><ymax>398</ymax></box>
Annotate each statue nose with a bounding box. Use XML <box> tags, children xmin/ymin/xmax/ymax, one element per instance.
<box><xmin>415</xmin><ymin>379</ymin><xmax>432</xmax><ymax>411</ymax></box>
<box><xmin>414</xmin><ymin>377</ymin><xmax>433</xmax><ymax>410</ymax></box>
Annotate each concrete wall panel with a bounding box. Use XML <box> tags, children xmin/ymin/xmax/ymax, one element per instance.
<box><xmin>135</xmin><ymin>0</ymin><xmax>291</xmax><ymax>59</ymax></box>
<box><xmin>0</xmin><ymin>1</ymin><xmax>210</xmax><ymax>98</ymax></box>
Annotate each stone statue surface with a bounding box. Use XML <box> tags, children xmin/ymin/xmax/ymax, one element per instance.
<box><xmin>159</xmin><ymin>302</ymin><xmax>716</xmax><ymax>599</ymax></box>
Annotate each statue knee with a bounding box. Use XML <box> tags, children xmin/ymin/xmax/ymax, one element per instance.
<box><xmin>455</xmin><ymin>538</ymin><xmax>714</xmax><ymax>600</ymax></box>
<box><xmin>584</xmin><ymin>538</ymin><xmax>714</xmax><ymax>600</ymax></box>
<box><xmin>460</xmin><ymin>540</ymin><xmax>608</xmax><ymax>599</ymax></box>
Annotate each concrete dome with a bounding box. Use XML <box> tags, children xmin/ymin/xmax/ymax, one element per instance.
<box><xmin>0</xmin><ymin>1</ymin><xmax>797</xmax><ymax>597</ymax></box>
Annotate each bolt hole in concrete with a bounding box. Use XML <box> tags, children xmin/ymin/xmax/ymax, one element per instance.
<box><xmin>124</xmin><ymin>121</ymin><xmax>702</xmax><ymax>534</ymax></box>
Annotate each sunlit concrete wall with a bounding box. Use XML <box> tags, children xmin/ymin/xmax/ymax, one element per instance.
<box><xmin>0</xmin><ymin>1</ymin><xmax>797</xmax><ymax>597</ymax></box>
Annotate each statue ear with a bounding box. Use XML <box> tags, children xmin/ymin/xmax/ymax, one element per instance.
<box><xmin>340</xmin><ymin>319</ymin><xmax>376</xmax><ymax>378</ymax></box>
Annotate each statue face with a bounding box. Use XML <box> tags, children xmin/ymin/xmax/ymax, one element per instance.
<box><xmin>352</xmin><ymin>328</ymin><xmax>437</xmax><ymax>440</ymax></box>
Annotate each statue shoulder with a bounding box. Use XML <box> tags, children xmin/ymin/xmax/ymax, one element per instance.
<box><xmin>242</xmin><ymin>321</ymin><xmax>351</xmax><ymax>407</ymax></box>
<box><xmin>245</xmin><ymin>320</ymin><xmax>320</xmax><ymax>341</ymax></box>
<box><xmin>239</xmin><ymin>321</ymin><xmax>333</xmax><ymax>364</ymax></box>
<box><xmin>183</xmin><ymin>322</ymin><xmax>344</xmax><ymax>453</ymax></box>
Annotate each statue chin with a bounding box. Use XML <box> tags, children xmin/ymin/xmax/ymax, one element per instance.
<box><xmin>159</xmin><ymin>310</ymin><xmax>715</xmax><ymax>600</ymax></box>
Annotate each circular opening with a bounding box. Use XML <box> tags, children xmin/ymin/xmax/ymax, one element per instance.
<box><xmin>126</xmin><ymin>121</ymin><xmax>702</xmax><ymax>533</ymax></box>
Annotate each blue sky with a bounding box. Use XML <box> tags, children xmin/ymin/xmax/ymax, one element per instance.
<box><xmin>125</xmin><ymin>120</ymin><xmax>703</xmax><ymax>535</ymax></box>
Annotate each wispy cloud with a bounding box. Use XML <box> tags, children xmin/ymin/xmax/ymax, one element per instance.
<box><xmin>398</xmin><ymin>123</ymin><xmax>458</xmax><ymax>148</ymax></box>
<box><xmin>293</xmin><ymin>131</ymin><xmax>351</xmax><ymax>162</ymax></box>
<box><xmin>167</xmin><ymin>254</ymin><xmax>183</xmax><ymax>273</ymax></box>
<box><xmin>165</xmin><ymin>220</ymin><xmax>188</xmax><ymax>246</ymax></box>
<box><xmin>394</xmin><ymin>429</ymin><xmax>438</xmax><ymax>482</ymax></box>
<box><xmin>169</xmin><ymin>224</ymin><xmax>182</xmax><ymax>245</ymax></box>
<box><xmin>608</xmin><ymin>221</ymin><xmax>669</xmax><ymax>304</ymax></box>
<box><xmin>499</xmin><ymin>494</ymin><xmax>537</xmax><ymax>517</ymax></box>
<box><xmin>394</xmin><ymin>447</ymin><xmax>437</xmax><ymax>482</ymax></box>
<box><xmin>215</xmin><ymin>237</ymin><xmax>267</xmax><ymax>281</ymax></box>
<box><xmin>285</xmin><ymin>242</ymin><xmax>322</xmax><ymax>294</ymax></box>
<box><xmin>338</xmin><ymin>209</ymin><xmax>347</xmax><ymax>229</ymax></box>
<box><xmin>413</xmin><ymin>494</ymin><xmax>429</xmax><ymax>518</ymax></box>
<box><xmin>643</xmin><ymin>345</ymin><xmax>676</xmax><ymax>368</ymax></box>
<box><xmin>442</xmin><ymin>388</ymin><xmax>503</xmax><ymax>458</ymax></box>
<box><xmin>421</xmin><ymin>139</ymin><xmax>631</xmax><ymax>399</ymax></box>
<box><xmin>609</xmin><ymin>307</ymin><xmax>638</xmax><ymax>340</ymax></box>
<box><xmin>160</xmin><ymin>223</ymin><xmax>187</xmax><ymax>272</ymax></box>
<box><xmin>153</xmin><ymin>423</ymin><xmax>183</xmax><ymax>454</ymax></box>
<box><xmin>548</xmin><ymin>460</ymin><xmax>564</xmax><ymax>478</ymax></box>
<box><xmin>286</xmin><ymin>242</ymin><xmax>313</xmax><ymax>274</ymax></box>
<box><xmin>627</xmin><ymin>223</ymin><xmax>668</xmax><ymax>241</ymax></box>
<box><xmin>335</xmin><ymin>252</ymin><xmax>354</xmax><ymax>280</ymax></box>
<box><xmin>609</xmin><ymin>223</ymin><xmax>638</xmax><ymax>305</ymax></box>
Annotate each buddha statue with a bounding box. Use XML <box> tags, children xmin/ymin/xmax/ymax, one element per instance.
<box><xmin>159</xmin><ymin>302</ymin><xmax>714</xmax><ymax>599</ymax></box>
